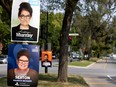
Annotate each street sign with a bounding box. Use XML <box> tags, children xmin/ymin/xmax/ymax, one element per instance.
<box><xmin>69</xmin><ymin>33</ymin><xmax>79</xmax><ymax>36</ymax></box>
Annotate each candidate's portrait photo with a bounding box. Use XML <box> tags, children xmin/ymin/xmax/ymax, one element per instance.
<box><xmin>11</xmin><ymin>1</ymin><xmax>40</xmax><ymax>43</ymax></box>
<box><xmin>7</xmin><ymin>44</ymin><xmax>39</xmax><ymax>87</ymax></box>
<box><xmin>41</xmin><ymin>51</ymin><xmax>52</xmax><ymax>67</ymax></box>
<box><xmin>41</xmin><ymin>54</ymin><xmax>52</xmax><ymax>67</ymax></box>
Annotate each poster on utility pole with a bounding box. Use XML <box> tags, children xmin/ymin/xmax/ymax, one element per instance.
<box><xmin>11</xmin><ymin>0</ymin><xmax>40</xmax><ymax>43</ymax></box>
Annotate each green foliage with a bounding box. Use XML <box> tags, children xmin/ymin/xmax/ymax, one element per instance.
<box><xmin>0</xmin><ymin>5</ymin><xmax>11</xmax><ymax>54</ymax></box>
<box><xmin>48</xmin><ymin>13</ymin><xmax>63</xmax><ymax>52</ymax></box>
<box><xmin>0</xmin><ymin>6</ymin><xmax>3</xmax><ymax>14</ymax></box>
<box><xmin>0</xmin><ymin>0</ymin><xmax>115</xmax><ymax>56</ymax></box>
<box><xmin>72</xmin><ymin>0</ymin><xmax>116</xmax><ymax>57</ymax></box>
<box><xmin>40</xmin><ymin>12</ymin><xmax>63</xmax><ymax>53</ymax></box>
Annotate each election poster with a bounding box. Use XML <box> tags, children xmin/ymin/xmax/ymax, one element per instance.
<box><xmin>7</xmin><ymin>44</ymin><xmax>40</xmax><ymax>87</ymax></box>
<box><xmin>41</xmin><ymin>51</ymin><xmax>52</xmax><ymax>67</ymax></box>
<box><xmin>11</xmin><ymin>0</ymin><xmax>40</xmax><ymax>43</ymax></box>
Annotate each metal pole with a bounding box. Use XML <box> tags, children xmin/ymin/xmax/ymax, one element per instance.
<box><xmin>45</xmin><ymin>11</ymin><xmax>48</xmax><ymax>50</ymax></box>
<box><xmin>44</xmin><ymin>11</ymin><xmax>48</xmax><ymax>73</ymax></box>
<box><xmin>45</xmin><ymin>67</ymin><xmax>48</xmax><ymax>73</ymax></box>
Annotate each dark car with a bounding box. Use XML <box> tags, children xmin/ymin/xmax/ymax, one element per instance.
<box><xmin>0</xmin><ymin>55</ymin><xmax>8</xmax><ymax>64</ymax></box>
<box><xmin>69</xmin><ymin>52</ymin><xmax>81</xmax><ymax>62</ymax></box>
<box><xmin>52</xmin><ymin>53</ymin><xmax>59</xmax><ymax>59</ymax></box>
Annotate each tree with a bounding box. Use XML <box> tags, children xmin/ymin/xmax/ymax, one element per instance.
<box><xmin>0</xmin><ymin>5</ymin><xmax>11</xmax><ymax>54</ymax></box>
<box><xmin>73</xmin><ymin>0</ymin><xmax>116</xmax><ymax>58</ymax></box>
<box><xmin>57</xmin><ymin>0</ymin><xmax>79</xmax><ymax>82</ymax></box>
<box><xmin>40</xmin><ymin>11</ymin><xmax>63</xmax><ymax>54</ymax></box>
<box><xmin>0</xmin><ymin>0</ymin><xmax>12</xmax><ymax>19</ymax></box>
<box><xmin>48</xmin><ymin>12</ymin><xmax>63</xmax><ymax>53</ymax></box>
<box><xmin>40</xmin><ymin>0</ymin><xmax>79</xmax><ymax>82</ymax></box>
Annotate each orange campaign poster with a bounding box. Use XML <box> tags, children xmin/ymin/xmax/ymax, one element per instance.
<box><xmin>41</xmin><ymin>51</ymin><xmax>52</xmax><ymax>67</ymax></box>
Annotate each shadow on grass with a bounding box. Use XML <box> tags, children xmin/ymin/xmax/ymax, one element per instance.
<box><xmin>68</xmin><ymin>75</ymin><xmax>87</xmax><ymax>85</ymax></box>
<box><xmin>0</xmin><ymin>74</ymin><xmax>89</xmax><ymax>87</ymax></box>
<box><xmin>39</xmin><ymin>73</ymin><xmax>57</xmax><ymax>82</ymax></box>
<box><xmin>0</xmin><ymin>77</ymin><xmax>7</xmax><ymax>87</ymax></box>
<box><xmin>39</xmin><ymin>74</ymin><xmax>89</xmax><ymax>87</ymax></box>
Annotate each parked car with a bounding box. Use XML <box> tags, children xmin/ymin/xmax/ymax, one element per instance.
<box><xmin>113</xmin><ymin>54</ymin><xmax>116</xmax><ymax>59</ymax></box>
<box><xmin>0</xmin><ymin>55</ymin><xmax>8</xmax><ymax>64</ymax></box>
<box><xmin>52</xmin><ymin>53</ymin><xmax>59</xmax><ymax>59</ymax></box>
<box><xmin>52</xmin><ymin>54</ymin><xmax>56</xmax><ymax>59</ymax></box>
<box><xmin>69</xmin><ymin>52</ymin><xmax>81</xmax><ymax>62</ymax></box>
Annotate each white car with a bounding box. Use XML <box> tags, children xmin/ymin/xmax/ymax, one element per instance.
<box><xmin>0</xmin><ymin>55</ymin><xmax>8</xmax><ymax>64</ymax></box>
<box><xmin>113</xmin><ymin>54</ymin><xmax>116</xmax><ymax>59</ymax></box>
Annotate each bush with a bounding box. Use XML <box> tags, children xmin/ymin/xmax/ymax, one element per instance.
<box><xmin>89</xmin><ymin>57</ymin><xmax>99</xmax><ymax>62</ymax></box>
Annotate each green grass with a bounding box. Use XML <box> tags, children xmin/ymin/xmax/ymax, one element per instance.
<box><xmin>0</xmin><ymin>74</ymin><xmax>89</xmax><ymax>87</ymax></box>
<box><xmin>39</xmin><ymin>74</ymin><xmax>89</xmax><ymax>87</ymax></box>
<box><xmin>0</xmin><ymin>77</ymin><xmax>7</xmax><ymax>87</ymax></box>
<box><xmin>69</xmin><ymin>57</ymin><xmax>100</xmax><ymax>67</ymax></box>
<box><xmin>89</xmin><ymin>57</ymin><xmax>100</xmax><ymax>62</ymax></box>
<box><xmin>69</xmin><ymin>60</ymin><xmax>93</xmax><ymax>67</ymax></box>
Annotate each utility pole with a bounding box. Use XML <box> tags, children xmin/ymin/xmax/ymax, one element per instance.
<box><xmin>45</xmin><ymin>11</ymin><xmax>48</xmax><ymax>73</ymax></box>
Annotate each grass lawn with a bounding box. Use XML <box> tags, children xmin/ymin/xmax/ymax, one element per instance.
<box><xmin>0</xmin><ymin>74</ymin><xmax>89</xmax><ymax>87</ymax></box>
<box><xmin>69</xmin><ymin>60</ymin><xmax>93</xmax><ymax>67</ymax></box>
<box><xmin>69</xmin><ymin>57</ymin><xmax>100</xmax><ymax>67</ymax></box>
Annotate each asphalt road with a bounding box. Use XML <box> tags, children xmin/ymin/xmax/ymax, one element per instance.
<box><xmin>0</xmin><ymin>57</ymin><xmax>116</xmax><ymax>87</ymax></box>
<box><xmin>39</xmin><ymin>58</ymin><xmax>116</xmax><ymax>87</ymax></box>
<box><xmin>81</xmin><ymin>58</ymin><xmax>116</xmax><ymax>87</ymax></box>
<box><xmin>0</xmin><ymin>64</ymin><xmax>7</xmax><ymax>77</ymax></box>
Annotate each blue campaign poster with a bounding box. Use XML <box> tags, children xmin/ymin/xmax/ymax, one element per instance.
<box><xmin>7</xmin><ymin>44</ymin><xmax>40</xmax><ymax>87</ymax></box>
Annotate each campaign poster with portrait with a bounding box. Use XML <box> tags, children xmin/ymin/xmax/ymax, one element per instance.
<box><xmin>41</xmin><ymin>51</ymin><xmax>52</xmax><ymax>67</ymax></box>
<box><xmin>7</xmin><ymin>44</ymin><xmax>40</xmax><ymax>87</ymax></box>
<box><xmin>11</xmin><ymin>0</ymin><xmax>40</xmax><ymax>43</ymax></box>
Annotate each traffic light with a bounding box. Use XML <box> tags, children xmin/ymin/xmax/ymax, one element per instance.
<box><xmin>68</xmin><ymin>36</ymin><xmax>72</xmax><ymax>45</ymax></box>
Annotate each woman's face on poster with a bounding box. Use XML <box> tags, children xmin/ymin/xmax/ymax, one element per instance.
<box><xmin>17</xmin><ymin>55</ymin><xmax>29</xmax><ymax>70</ymax></box>
<box><xmin>18</xmin><ymin>10</ymin><xmax>31</xmax><ymax>27</ymax></box>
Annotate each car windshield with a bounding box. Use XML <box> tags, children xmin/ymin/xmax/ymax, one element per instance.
<box><xmin>72</xmin><ymin>52</ymin><xmax>79</xmax><ymax>55</ymax></box>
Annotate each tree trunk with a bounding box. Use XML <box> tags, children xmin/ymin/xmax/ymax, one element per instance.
<box><xmin>0</xmin><ymin>0</ymin><xmax>12</xmax><ymax>19</ymax></box>
<box><xmin>57</xmin><ymin>0</ymin><xmax>78</xmax><ymax>82</ymax></box>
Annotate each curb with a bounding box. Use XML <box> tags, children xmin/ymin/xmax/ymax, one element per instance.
<box><xmin>68</xmin><ymin>62</ymin><xmax>95</xmax><ymax>68</ymax></box>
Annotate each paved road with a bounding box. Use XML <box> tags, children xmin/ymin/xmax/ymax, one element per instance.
<box><xmin>0</xmin><ymin>58</ymin><xmax>116</xmax><ymax>87</ymax></box>
<box><xmin>67</xmin><ymin>58</ymin><xmax>116</xmax><ymax>87</ymax></box>
<box><xmin>0</xmin><ymin>64</ymin><xmax>7</xmax><ymax>77</ymax></box>
<box><xmin>82</xmin><ymin>58</ymin><xmax>116</xmax><ymax>87</ymax></box>
<box><xmin>39</xmin><ymin>58</ymin><xmax>116</xmax><ymax>87</ymax></box>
